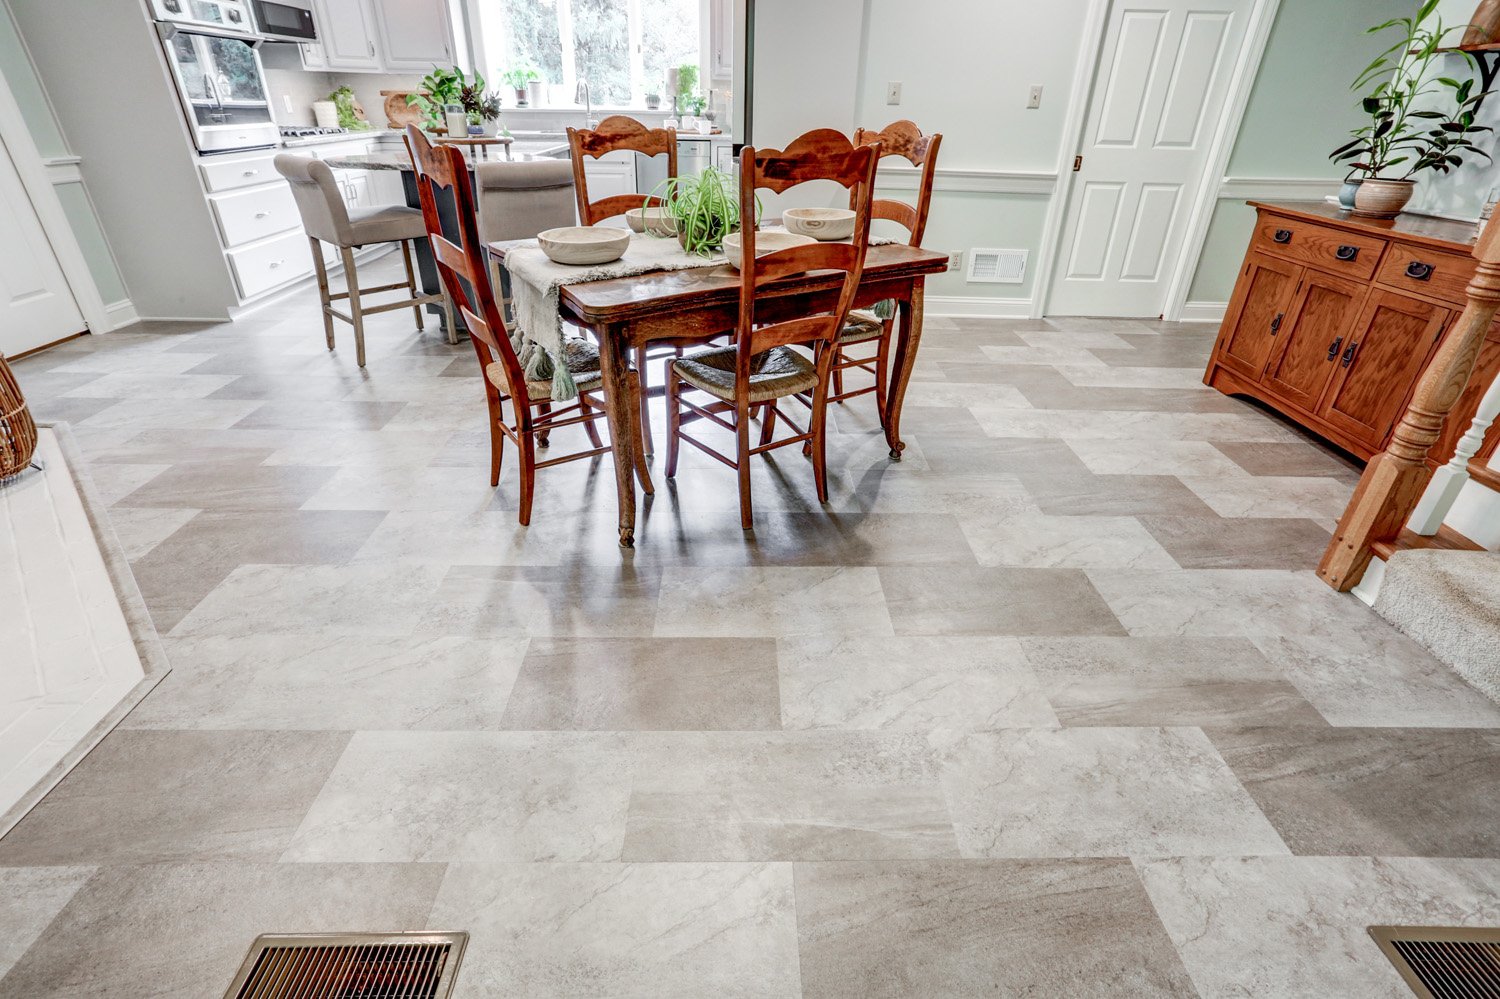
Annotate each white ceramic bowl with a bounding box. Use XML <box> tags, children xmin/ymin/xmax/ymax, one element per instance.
<box><xmin>721</xmin><ymin>230</ymin><xmax>817</xmax><ymax>270</ymax></box>
<box><xmin>625</xmin><ymin>207</ymin><xmax>678</xmax><ymax>236</ymax></box>
<box><xmin>783</xmin><ymin>207</ymin><xmax>857</xmax><ymax>241</ymax></box>
<box><xmin>537</xmin><ymin>226</ymin><xmax>631</xmax><ymax>265</ymax></box>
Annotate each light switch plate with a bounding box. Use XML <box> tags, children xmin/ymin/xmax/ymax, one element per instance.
<box><xmin>886</xmin><ymin>82</ymin><xmax>902</xmax><ymax>105</ymax></box>
<box><xmin>1027</xmin><ymin>85</ymin><xmax>1043</xmax><ymax>109</ymax></box>
<box><xmin>283</xmin><ymin>94</ymin><xmax>295</xmax><ymax>114</ymax></box>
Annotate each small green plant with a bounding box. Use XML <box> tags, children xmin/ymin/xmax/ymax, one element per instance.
<box><xmin>680</xmin><ymin>92</ymin><xmax>707</xmax><ymax>116</ymax></box>
<box><xmin>326</xmin><ymin>86</ymin><xmax>370</xmax><ymax>131</ymax></box>
<box><xmin>676</xmin><ymin>62</ymin><xmax>699</xmax><ymax>98</ymax></box>
<box><xmin>501</xmin><ymin>61</ymin><xmax>540</xmax><ymax>91</ymax></box>
<box><xmin>461</xmin><ymin>83</ymin><xmax>501</xmax><ymax>125</ymax></box>
<box><xmin>1330</xmin><ymin>0</ymin><xmax>1491</xmax><ymax>180</ymax></box>
<box><xmin>407</xmin><ymin>66</ymin><xmax>465</xmax><ymax>129</ymax></box>
<box><xmin>648</xmin><ymin>167</ymin><xmax>756</xmax><ymax>256</ymax></box>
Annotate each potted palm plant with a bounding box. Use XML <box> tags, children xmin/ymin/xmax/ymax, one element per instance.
<box><xmin>1330</xmin><ymin>0</ymin><xmax>1491</xmax><ymax>218</ymax></box>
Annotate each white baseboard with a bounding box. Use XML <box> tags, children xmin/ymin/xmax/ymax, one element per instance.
<box><xmin>1177</xmin><ymin>301</ymin><xmax>1228</xmax><ymax>323</ymax></box>
<box><xmin>926</xmin><ymin>295</ymin><xmax>1035</xmax><ymax>318</ymax></box>
<box><xmin>101</xmin><ymin>299</ymin><xmax>139</xmax><ymax>331</ymax></box>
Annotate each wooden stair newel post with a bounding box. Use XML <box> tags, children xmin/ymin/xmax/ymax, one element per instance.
<box><xmin>1319</xmin><ymin>211</ymin><xmax>1500</xmax><ymax>591</ymax></box>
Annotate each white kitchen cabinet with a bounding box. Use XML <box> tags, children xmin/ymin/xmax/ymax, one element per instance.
<box><xmin>710</xmin><ymin>0</ymin><xmax>733</xmax><ymax>78</ymax></box>
<box><xmin>583</xmin><ymin>150</ymin><xmax>636</xmax><ymax>222</ymax></box>
<box><xmin>315</xmin><ymin>0</ymin><xmax>381</xmax><ymax>71</ymax></box>
<box><xmin>372</xmin><ymin>0</ymin><xmax>454</xmax><ymax>72</ymax></box>
<box><xmin>298</xmin><ymin>40</ymin><xmax>327</xmax><ymax>71</ymax></box>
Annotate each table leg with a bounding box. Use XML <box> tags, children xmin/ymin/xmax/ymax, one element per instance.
<box><xmin>598</xmin><ymin>327</ymin><xmax>638</xmax><ymax>547</ymax></box>
<box><xmin>883</xmin><ymin>279</ymin><xmax>925</xmax><ymax>460</ymax></box>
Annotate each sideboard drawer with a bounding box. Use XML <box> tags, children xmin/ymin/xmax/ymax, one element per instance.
<box><xmin>1252</xmin><ymin>216</ymin><xmax>1385</xmax><ymax>280</ymax></box>
<box><xmin>1376</xmin><ymin>241</ymin><xmax>1477</xmax><ymax>305</ymax></box>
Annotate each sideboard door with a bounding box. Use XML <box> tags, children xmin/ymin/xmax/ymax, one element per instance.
<box><xmin>1215</xmin><ymin>252</ymin><xmax>1302</xmax><ymax>382</ymax></box>
<box><xmin>1319</xmin><ymin>290</ymin><xmax>1449</xmax><ymax>449</ymax></box>
<box><xmin>1261</xmin><ymin>269</ymin><xmax>1368</xmax><ymax>410</ymax></box>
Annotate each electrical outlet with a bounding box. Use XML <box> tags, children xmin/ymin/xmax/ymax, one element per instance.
<box><xmin>886</xmin><ymin>81</ymin><xmax>902</xmax><ymax>106</ymax></box>
<box><xmin>948</xmin><ymin>251</ymin><xmax>963</xmax><ymax>273</ymax></box>
<box><xmin>1027</xmin><ymin>85</ymin><xmax>1043</xmax><ymax>109</ymax></box>
<box><xmin>283</xmin><ymin>94</ymin><xmax>295</xmax><ymax>114</ymax></box>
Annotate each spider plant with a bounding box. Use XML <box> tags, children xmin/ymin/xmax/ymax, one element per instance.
<box><xmin>648</xmin><ymin>168</ymin><xmax>756</xmax><ymax>256</ymax></box>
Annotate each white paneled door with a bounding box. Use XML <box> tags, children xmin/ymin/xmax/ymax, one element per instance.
<box><xmin>1047</xmin><ymin>0</ymin><xmax>1251</xmax><ymax>317</ymax></box>
<box><xmin>0</xmin><ymin>131</ymin><xmax>85</xmax><ymax>355</ymax></box>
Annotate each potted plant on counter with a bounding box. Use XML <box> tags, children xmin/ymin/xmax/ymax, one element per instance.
<box><xmin>407</xmin><ymin>66</ymin><xmax>463</xmax><ymax>131</ymax></box>
<box><xmin>1330</xmin><ymin>0</ymin><xmax>1491</xmax><ymax>218</ymax></box>
<box><xmin>502</xmin><ymin>62</ymin><xmax>539</xmax><ymax>106</ymax></box>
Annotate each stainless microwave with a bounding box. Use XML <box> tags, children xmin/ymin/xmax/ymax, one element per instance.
<box><xmin>249</xmin><ymin>0</ymin><xmax>316</xmax><ymax>41</ymax></box>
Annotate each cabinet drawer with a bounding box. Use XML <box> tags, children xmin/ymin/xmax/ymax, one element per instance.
<box><xmin>227</xmin><ymin>230</ymin><xmax>315</xmax><ymax>299</ymax></box>
<box><xmin>1376</xmin><ymin>241</ymin><xmax>1476</xmax><ymax>304</ymax></box>
<box><xmin>200</xmin><ymin>153</ymin><xmax>280</xmax><ymax>192</ymax></box>
<box><xmin>211</xmin><ymin>184</ymin><xmax>300</xmax><ymax>248</ymax></box>
<box><xmin>1251</xmin><ymin>216</ymin><xmax>1385</xmax><ymax>280</ymax></box>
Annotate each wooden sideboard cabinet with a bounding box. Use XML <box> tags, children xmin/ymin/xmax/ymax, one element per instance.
<box><xmin>1205</xmin><ymin>201</ymin><xmax>1500</xmax><ymax>475</ymax></box>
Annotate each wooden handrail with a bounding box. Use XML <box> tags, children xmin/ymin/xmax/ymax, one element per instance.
<box><xmin>1318</xmin><ymin>209</ymin><xmax>1500</xmax><ymax>591</ymax></box>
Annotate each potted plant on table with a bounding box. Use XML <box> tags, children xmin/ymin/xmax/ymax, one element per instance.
<box><xmin>648</xmin><ymin>167</ymin><xmax>755</xmax><ymax>256</ymax></box>
<box><xmin>460</xmin><ymin>77</ymin><xmax>502</xmax><ymax>136</ymax></box>
<box><xmin>1330</xmin><ymin>0</ymin><xmax>1492</xmax><ymax>218</ymax></box>
<box><xmin>502</xmin><ymin>61</ymin><xmax>539</xmax><ymax>106</ymax></box>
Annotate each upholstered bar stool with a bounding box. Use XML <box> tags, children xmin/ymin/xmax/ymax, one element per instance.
<box><xmin>474</xmin><ymin>158</ymin><xmax>578</xmax><ymax>330</ymax></box>
<box><xmin>275</xmin><ymin>154</ymin><xmax>451</xmax><ymax>367</ymax></box>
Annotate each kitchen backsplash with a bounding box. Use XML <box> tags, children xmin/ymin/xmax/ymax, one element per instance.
<box><xmin>259</xmin><ymin>44</ymin><xmax>424</xmax><ymax>130</ymax></box>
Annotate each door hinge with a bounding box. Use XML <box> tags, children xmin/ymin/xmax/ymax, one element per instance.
<box><xmin>1073</xmin><ymin>155</ymin><xmax>1083</xmax><ymax>172</ymax></box>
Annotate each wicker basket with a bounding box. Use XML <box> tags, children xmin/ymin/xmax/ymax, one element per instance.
<box><xmin>0</xmin><ymin>353</ymin><xmax>39</xmax><ymax>481</ymax></box>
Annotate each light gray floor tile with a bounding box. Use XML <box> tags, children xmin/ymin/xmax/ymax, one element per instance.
<box><xmin>349</xmin><ymin>510</ymin><xmax>563</xmax><ymax>566</ymax></box>
<box><xmin>0</xmin><ymin>868</ymin><xmax>96</xmax><ymax>982</ymax></box>
<box><xmin>654</xmin><ymin>566</ymin><xmax>893</xmax><ymax>638</ymax></box>
<box><xmin>971</xmin><ymin>407</ymin><xmax>1307</xmax><ymax>442</ymax></box>
<box><xmin>1087</xmin><ymin>569</ymin><xmax>1370</xmax><ymax>637</ymax></box>
<box><xmin>880</xmin><ymin>566</ymin><xmax>1126</xmax><ymax>636</ymax></box>
<box><xmin>1254</xmin><ymin>631</ymin><xmax>1500</xmax><ymax>727</ymax></box>
<box><xmin>939</xmin><ymin>727</ymin><xmax>1288</xmax><ymax>857</ymax></box>
<box><xmin>0</xmin><ymin>730</ymin><xmax>350</xmax><ymax>864</ymax></box>
<box><xmin>622</xmin><ymin>731</ymin><xmax>958</xmax><ymax>861</ymax></box>
<box><xmin>956</xmin><ymin>509</ymin><xmax>1178</xmax><ymax>569</ymax></box>
<box><xmin>796</xmin><ymin>859</ymin><xmax>1198</xmax><ymax>998</ymax></box>
<box><xmin>777</xmin><ymin>635</ymin><xmax>1058</xmax><ymax>730</ymax></box>
<box><xmin>416</xmin><ymin>565</ymin><xmax>660</xmax><ymax>637</ymax></box>
<box><xmin>1177</xmin><ymin>474</ymin><xmax>1354</xmax><ymax>519</ymax></box>
<box><xmin>282</xmin><ymin>731</ymin><xmax>632</xmax><ymax>862</ymax></box>
<box><xmin>1137</xmin><ymin>856</ymin><xmax>1500</xmax><ymax>999</ymax></box>
<box><xmin>60</xmin><ymin>372</ymin><xmax>238</xmax><ymax>399</ymax></box>
<box><xmin>428</xmin><ymin>862</ymin><xmax>799</xmax><ymax>999</ymax></box>
<box><xmin>171</xmin><ymin>563</ymin><xmax>447</xmax><ymax>637</ymax></box>
<box><xmin>123</xmin><ymin>634</ymin><xmax>528</xmax><ymax>730</ymax></box>
<box><xmin>76</xmin><ymin>397</ymin><xmax>264</xmax><ymax>430</ymax></box>
<box><xmin>1065</xmin><ymin>438</ymin><xmax>1251</xmax><ymax>477</ymax></box>
<box><xmin>103</xmin><ymin>506</ymin><xmax>199</xmax><ymax>560</ymax></box>
<box><xmin>502</xmin><ymin>637</ymin><xmax>780</xmax><ymax>731</ymax></box>
<box><xmin>1139</xmin><ymin>516</ymin><xmax>1332</xmax><ymax>570</ymax></box>
<box><xmin>0</xmin><ymin>863</ymin><xmax>444</xmax><ymax>999</ymax></box>
<box><xmin>1023</xmin><ymin>636</ymin><xmax>1328</xmax><ymax>727</ymax></box>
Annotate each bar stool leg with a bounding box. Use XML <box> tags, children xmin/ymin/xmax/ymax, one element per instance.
<box><xmin>339</xmin><ymin>245</ymin><xmax>367</xmax><ymax>368</ymax></box>
<box><xmin>401</xmin><ymin>239</ymin><xmax>424</xmax><ymax>331</ymax></box>
<box><xmin>443</xmin><ymin>290</ymin><xmax>458</xmax><ymax>346</ymax></box>
<box><xmin>311</xmin><ymin>237</ymin><xmax>335</xmax><ymax>350</ymax></box>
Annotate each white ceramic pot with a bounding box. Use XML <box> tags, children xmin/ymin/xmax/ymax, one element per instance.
<box><xmin>1352</xmin><ymin>179</ymin><xmax>1415</xmax><ymax>219</ymax></box>
<box><xmin>527</xmin><ymin>80</ymin><xmax>546</xmax><ymax>107</ymax></box>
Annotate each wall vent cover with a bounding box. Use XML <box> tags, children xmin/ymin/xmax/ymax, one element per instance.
<box><xmin>967</xmin><ymin>248</ymin><xmax>1028</xmax><ymax>284</ymax></box>
<box><xmin>223</xmin><ymin>932</ymin><xmax>468</xmax><ymax>999</ymax></box>
<box><xmin>1369</xmin><ymin>926</ymin><xmax>1500</xmax><ymax>998</ymax></box>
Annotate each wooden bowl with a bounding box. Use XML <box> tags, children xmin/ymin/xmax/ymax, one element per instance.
<box><xmin>722</xmin><ymin>230</ymin><xmax>816</xmax><ymax>270</ymax></box>
<box><xmin>783</xmin><ymin>207</ymin><xmax>856</xmax><ymax>241</ymax></box>
<box><xmin>537</xmin><ymin>226</ymin><xmax>631</xmax><ymax>265</ymax></box>
<box><xmin>626</xmin><ymin>207</ymin><xmax>677</xmax><ymax>236</ymax></box>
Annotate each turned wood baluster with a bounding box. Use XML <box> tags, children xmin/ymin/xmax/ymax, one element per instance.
<box><xmin>1318</xmin><ymin>211</ymin><xmax>1500</xmax><ymax>591</ymax></box>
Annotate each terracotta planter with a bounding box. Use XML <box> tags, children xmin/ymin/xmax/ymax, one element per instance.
<box><xmin>1352</xmin><ymin>179</ymin><xmax>1415</xmax><ymax>219</ymax></box>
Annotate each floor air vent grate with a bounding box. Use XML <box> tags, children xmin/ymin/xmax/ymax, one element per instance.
<box><xmin>1370</xmin><ymin>926</ymin><xmax>1500</xmax><ymax>998</ymax></box>
<box><xmin>223</xmin><ymin>932</ymin><xmax>468</xmax><ymax>999</ymax></box>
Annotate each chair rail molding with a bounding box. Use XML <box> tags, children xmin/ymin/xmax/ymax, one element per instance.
<box><xmin>1217</xmin><ymin>176</ymin><xmax>1342</xmax><ymax>201</ymax></box>
<box><xmin>877</xmin><ymin>166</ymin><xmax>1057</xmax><ymax>197</ymax></box>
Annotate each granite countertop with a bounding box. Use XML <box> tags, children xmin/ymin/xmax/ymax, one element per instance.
<box><xmin>325</xmin><ymin>141</ymin><xmax>569</xmax><ymax>171</ymax></box>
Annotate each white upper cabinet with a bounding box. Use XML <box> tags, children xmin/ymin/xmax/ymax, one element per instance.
<box><xmin>315</xmin><ymin>0</ymin><xmax>382</xmax><ymax>71</ymax></box>
<box><xmin>372</xmin><ymin>0</ymin><xmax>454</xmax><ymax>72</ymax></box>
<box><xmin>710</xmin><ymin>0</ymin><xmax>733</xmax><ymax>78</ymax></box>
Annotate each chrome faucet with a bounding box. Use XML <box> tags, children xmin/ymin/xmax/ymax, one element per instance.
<box><xmin>574</xmin><ymin>79</ymin><xmax>596</xmax><ymax>129</ymax></box>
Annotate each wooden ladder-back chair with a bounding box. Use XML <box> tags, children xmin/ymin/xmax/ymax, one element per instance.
<box><xmin>665</xmin><ymin>129</ymin><xmax>880</xmax><ymax>530</ymax></box>
<box><xmin>827</xmin><ymin>120</ymin><xmax>942</xmax><ymax>416</ymax></box>
<box><xmin>567</xmin><ymin>115</ymin><xmax>687</xmax><ymax>456</ymax></box>
<box><xmin>406</xmin><ymin>125</ymin><xmax>638</xmax><ymax>525</ymax></box>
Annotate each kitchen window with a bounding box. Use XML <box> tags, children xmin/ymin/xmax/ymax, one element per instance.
<box><xmin>482</xmin><ymin>0</ymin><xmax>700</xmax><ymax>107</ymax></box>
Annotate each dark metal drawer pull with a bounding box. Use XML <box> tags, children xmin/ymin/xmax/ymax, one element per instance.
<box><xmin>1336</xmin><ymin>245</ymin><xmax>1359</xmax><ymax>261</ymax></box>
<box><xmin>1270</xmin><ymin>312</ymin><xmax>1283</xmax><ymax>334</ymax></box>
<box><xmin>1273</xmin><ymin>229</ymin><xmax>1292</xmax><ymax>244</ymax></box>
<box><xmin>1326</xmin><ymin>336</ymin><xmax>1344</xmax><ymax>361</ymax></box>
<box><xmin>1406</xmin><ymin>261</ymin><xmax>1434</xmax><ymax>281</ymax></box>
<box><xmin>1341</xmin><ymin>341</ymin><xmax>1360</xmax><ymax>367</ymax></box>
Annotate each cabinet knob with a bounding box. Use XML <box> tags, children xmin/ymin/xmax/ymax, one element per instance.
<box><xmin>243</xmin><ymin>169</ymin><xmax>259</xmax><ymax>176</ymax></box>
<box><xmin>1341</xmin><ymin>340</ymin><xmax>1359</xmax><ymax>367</ymax></box>
<box><xmin>254</xmin><ymin>211</ymin><xmax>271</xmax><ymax>218</ymax></box>
<box><xmin>1326</xmin><ymin>336</ymin><xmax>1344</xmax><ymax>361</ymax></box>
<box><xmin>1406</xmin><ymin>260</ymin><xmax>1435</xmax><ymax>281</ymax></box>
<box><xmin>1270</xmin><ymin>312</ymin><xmax>1283</xmax><ymax>334</ymax></box>
<box><xmin>1335</xmin><ymin>245</ymin><xmax>1359</xmax><ymax>261</ymax></box>
<box><xmin>1273</xmin><ymin>228</ymin><xmax>1292</xmax><ymax>244</ymax></box>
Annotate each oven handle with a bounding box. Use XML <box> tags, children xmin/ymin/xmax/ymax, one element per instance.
<box><xmin>155</xmin><ymin>20</ymin><xmax>269</xmax><ymax>46</ymax></box>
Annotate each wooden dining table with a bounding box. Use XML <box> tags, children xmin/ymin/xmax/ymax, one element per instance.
<box><xmin>489</xmin><ymin>241</ymin><xmax>950</xmax><ymax>547</ymax></box>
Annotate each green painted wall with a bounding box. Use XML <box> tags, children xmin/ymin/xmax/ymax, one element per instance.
<box><xmin>0</xmin><ymin>0</ymin><xmax>131</xmax><ymax>312</ymax></box>
<box><xmin>1187</xmin><ymin>0</ymin><xmax>1414</xmax><ymax>304</ymax></box>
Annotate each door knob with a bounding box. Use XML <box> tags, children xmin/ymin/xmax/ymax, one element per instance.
<box><xmin>1326</xmin><ymin>336</ymin><xmax>1344</xmax><ymax>361</ymax></box>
